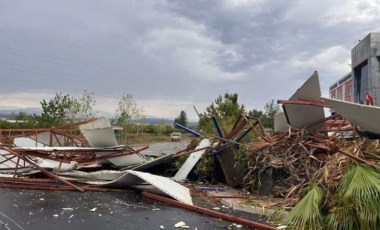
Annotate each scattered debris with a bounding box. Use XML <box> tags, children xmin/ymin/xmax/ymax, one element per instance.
<box><xmin>143</xmin><ymin>192</ymin><xmax>276</xmax><ymax>230</ymax></box>
<box><xmin>2</xmin><ymin>70</ymin><xmax>380</xmax><ymax>229</ymax></box>
<box><xmin>174</xmin><ymin>221</ymin><xmax>189</xmax><ymax>228</ymax></box>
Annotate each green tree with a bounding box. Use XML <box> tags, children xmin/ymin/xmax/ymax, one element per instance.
<box><xmin>174</xmin><ymin>110</ymin><xmax>188</xmax><ymax>127</ymax></box>
<box><xmin>248</xmin><ymin>108</ymin><xmax>264</xmax><ymax>119</ymax></box>
<box><xmin>14</xmin><ymin>112</ymin><xmax>35</xmax><ymax>121</ymax></box>
<box><xmin>198</xmin><ymin>92</ymin><xmax>245</xmax><ymax>134</ymax></box>
<box><xmin>115</xmin><ymin>93</ymin><xmax>144</xmax><ymax>126</ymax></box>
<box><xmin>38</xmin><ymin>93</ymin><xmax>80</xmax><ymax>127</ymax></box>
<box><xmin>115</xmin><ymin>93</ymin><xmax>145</xmax><ymax>142</ymax></box>
<box><xmin>261</xmin><ymin>99</ymin><xmax>280</xmax><ymax>128</ymax></box>
<box><xmin>77</xmin><ymin>90</ymin><xmax>97</xmax><ymax>119</ymax></box>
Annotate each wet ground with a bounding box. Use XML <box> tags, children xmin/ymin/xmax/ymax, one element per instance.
<box><xmin>0</xmin><ymin>188</ymin><xmax>261</xmax><ymax>230</ymax></box>
<box><xmin>0</xmin><ymin>141</ymin><xmax>266</xmax><ymax>230</ymax></box>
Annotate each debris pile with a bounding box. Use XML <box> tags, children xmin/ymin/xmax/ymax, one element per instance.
<box><xmin>239</xmin><ymin>130</ymin><xmax>380</xmax><ymax>201</ymax></box>
<box><xmin>0</xmin><ymin>117</ymin><xmax>193</xmax><ymax>205</ymax></box>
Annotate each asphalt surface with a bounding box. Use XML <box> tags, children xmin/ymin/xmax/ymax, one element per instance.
<box><xmin>141</xmin><ymin>141</ymin><xmax>190</xmax><ymax>157</ymax></box>
<box><xmin>0</xmin><ymin>188</ymin><xmax>259</xmax><ymax>230</ymax></box>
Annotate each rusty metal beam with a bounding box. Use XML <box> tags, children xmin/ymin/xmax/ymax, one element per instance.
<box><xmin>277</xmin><ymin>99</ymin><xmax>329</xmax><ymax>108</ymax></box>
<box><xmin>142</xmin><ymin>192</ymin><xmax>276</xmax><ymax>230</ymax></box>
<box><xmin>3</xmin><ymin>148</ymin><xmax>85</xmax><ymax>192</ymax></box>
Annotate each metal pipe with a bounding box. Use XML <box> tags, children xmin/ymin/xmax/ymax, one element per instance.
<box><xmin>212</xmin><ymin>116</ymin><xmax>224</xmax><ymax>138</ymax></box>
<box><xmin>175</xmin><ymin>124</ymin><xmax>202</xmax><ymax>137</ymax></box>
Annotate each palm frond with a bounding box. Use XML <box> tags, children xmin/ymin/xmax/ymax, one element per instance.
<box><xmin>283</xmin><ymin>186</ymin><xmax>323</xmax><ymax>230</ymax></box>
<box><xmin>325</xmin><ymin>196</ymin><xmax>357</xmax><ymax>230</ymax></box>
<box><xmin>338</xmin><ymin>164</ymin><xmax>380</xmax><ymax>229</ymax></box>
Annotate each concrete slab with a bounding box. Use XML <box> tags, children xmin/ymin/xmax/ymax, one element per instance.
<box><xmin>322</xmin><ymin>97</ymin><xmax>380</xmax><ymax>134</ymax></box>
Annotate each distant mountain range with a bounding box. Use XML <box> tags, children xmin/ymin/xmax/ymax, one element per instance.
<box><xmin>0</xmin><ymin>108</ymin><xmax>198</xmax><ymax>126</ymax></box>
<box><xmin>0</xmin><ymin>107</ymin><xmax>42</xmax><ymax>117</ymax></box>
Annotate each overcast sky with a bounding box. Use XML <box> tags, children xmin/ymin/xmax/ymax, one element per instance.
<box><xmin>0</xmin><ymin>0</ymin><xmax>380</xmax><ymax>120</ymax></box>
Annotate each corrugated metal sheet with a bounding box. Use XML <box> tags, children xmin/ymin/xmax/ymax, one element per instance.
<box><xmin>79</xmin><ymin>117</ymin><xmax>146</xmax><ymax>167</ymax></box>
<box><xmin>66</xmin><ymin>170</ymin><xmax>193</xmax><ymax>204</ymax></box>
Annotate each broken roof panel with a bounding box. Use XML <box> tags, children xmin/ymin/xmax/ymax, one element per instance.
<box><xmin>322</xmin><ymin>97</ymin><xmax>380</xmax><ymax>134</ymax></box>
<box><xmin>14</xmin><ymin>137</ymin><xmax>45</xmax><ymax>147</ymax></box>
<box><xmin>79</xmin><ymin>117</ymin><xmax>118</xmax><ymax>147</ymax></box>
<box><xmin>80</xmin><ymin>128</ymin><xmax>118</xmax><ymax>148</ymax></box>
<box><xmin>29</xmin><ymin>131</ymin><xmax>83</xmax><ymax>147</ymax></box>
<box><xmin>69</xmin><ymin>170</ymin><xmax>193</xmax><ymax>204</ymax></box>
<box><xmin>173</xmin><ymin>139</ymin><xmax>211</xmax><ymax>182</ymax></box>
<box><xmin>283</xmin><ymin>71</ymin><xmax>325</xmax><ymax>131</ymax></box>
<box><xmin>132</xmin><ymin>153</ymin><xmax>174</xmax><ymax>171</ymax></box>
<box><xmin>79</xmin><ymin>117</ymin><xmax>111</xmax><ymax>130</ymax></box>
<box><xmin>37</xmin><ymin>159</ymin><xmax>78</xmax><ymax>172</ymax></box>
<box><xmin>79</xmin><ymin>117</ymin><xmax>146</xmax><ymax>167</ymax></box>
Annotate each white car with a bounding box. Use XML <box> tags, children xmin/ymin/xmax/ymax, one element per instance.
<box><xmin>170</xmin><ymin>132</ymin><xmax>182</xmax><ymax>142</ymax></box>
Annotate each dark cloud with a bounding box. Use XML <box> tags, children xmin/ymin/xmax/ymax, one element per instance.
<box><xmin>0</xmin><ymin>0</ymin><xmax>379</xmax><ymax>119</ymax></box>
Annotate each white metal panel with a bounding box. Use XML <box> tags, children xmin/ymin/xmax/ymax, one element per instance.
<box><xmin>74</xmin><ymin>170</ymin><xmax>193</xmax><ymax>204</ymax></box>
<box><xmin>322</xmin><ymin>97</ymin><xmax>380</xmax><ymax>134</ymax></box>
<box><xmin>38</xmin><ymin>159</ymin><xmax>78</xmax><ymax>172</ymax></box>
<box><xmin>30</xmin><ymin>131</ymin><xmax>83</xmax><ymax>147</ymax></box>
<box><xmin>79</xmin><ymin>117</ymin><xmax>118</xmax><ymax>148</ymax></box>
<box><xmin>81</xmin><ymin>128</ymin><xmax>118</xmax><ymax>147</ymax></box>
<box><xmin>132</xmin><ymin>153</ymin><xmax>174</xmax><ymax>171</ymax></box>
<box><xmin>14</xmin><ymin>137</ymin><xmax>45</xmax><ymax>147</ymax></box>
<box><xmin>127</xmin><ymin>170</ymin><xmax>192</xmax><ymax>205</ymax></box>
<box><xmin>60</xmin><ymin>170</ymin><xmax>125</xmax><ymax>181</ymax></box>
<box><xmin>79</xmin><ymin>117</ymin><xmax>136</xmax><ymax>166</ymax></box>
<box><xmin>283</xmin><ymin>71</ymin><xmax>325</xmax><ymax>131</ymax></box>
<box><xmin>79</xmin><ymin>117</ymin><xmax>111</xmax><ymax>130</ymax></box>
<box><xmin>173</xmin><ymin>139</ymin><xmax>211</xmax><ymax>182</ymax></box>
<box><xmin>96</xmin><ymin>153</ymin><xmax>147</xmax><ymax>168</ymax></box>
